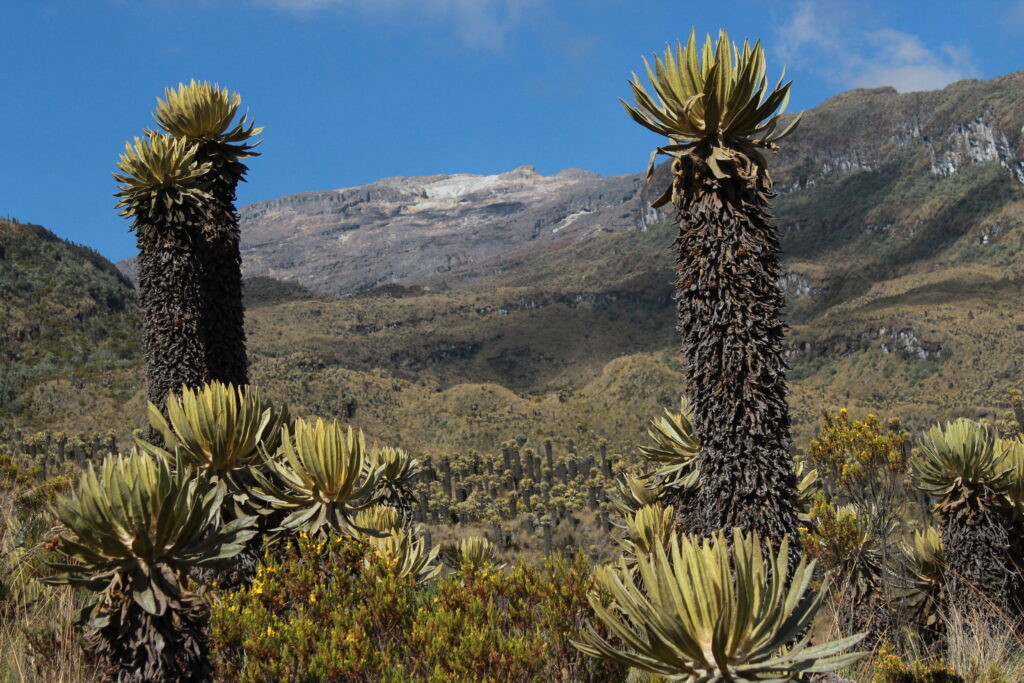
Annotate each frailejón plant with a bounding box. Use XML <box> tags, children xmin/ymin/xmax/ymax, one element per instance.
<box><xmin>45</xmin><ymin>452</ymin><xmax>256</xmax><ymax>681</ymax></box>
<box><xmin>611</xmin><ymin>473</ymin><xmax>663</xmax><ymax>516</ymax></box>
<box><xmin>366</xmin><ymin>444</ymin><xmax>421</xmax><ymax>520</ymax></box>
<box><xmin>452</xmin><ymin>535</ymin><xmax>505</xmax><ymax>572</ymax></box>
<box><xmin>616</xmin><ymin>502</ymin><xmax>674</xmax><ymax>565</ymax></box>
<box><xmin>639</xmin><ymin>398</ymin><xmax>699</xmax><ymax>490</ymax></box>
<box><xmin>137</xmin><ymin>381</ymin><xmax>289</xmax><ymax>503</ymax></box>
<box><xmin>575</xmin><ymin>529</ymin><xmax>865</xmax><ymax>681</ymax></box>
<box><xmin>902</xmin><ymin>526</ymin><xmax>946</xmax><ymax>629</ymax></box>
<box><xmin>622</xmin><ymin>30</ymin><xmax>802</xmax><ymax>545</ymax></box>
<box><xmin>252</xmin><ymin>418</ymin><xmax>382</xmax><ymax>537</ymax></box>
<box><xmin>354</xmin><ymin>504</ymin><xmax>440</xmax><ymax>585</ymax></box>
<box><xmin>113</xmin><ymin>134</ymin><xmax>212</xmax><ymax>418</ymax></box>
<box><xmin>154</xmin><ymin>81</ymin><xmax>262</xmax><ymax>388</ymax></box>
<box><xmin>912</xmin><ymin>418</ymin><xmax>1021</xmax><ymax>612</ymax></box>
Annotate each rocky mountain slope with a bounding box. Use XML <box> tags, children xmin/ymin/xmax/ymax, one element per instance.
<box><xmin>19</xmin><ymin>72</ymin><xmax>1024</xmax><ymax>454</ymax></box>
<box><xmin>119</xmin><ymin>165</ymin><xmax>648</xmax><ymax>295</ymax></box>
<box><xmin>241</xmin><ymin>165</ymin><xmax>654</xmax><ymax>295</ymax></box>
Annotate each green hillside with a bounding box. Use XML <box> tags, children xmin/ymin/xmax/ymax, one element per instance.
<box><xmin>0</xmin><ymin>219</ymin><xmax>141</xmax><ymax>423</ymax></box>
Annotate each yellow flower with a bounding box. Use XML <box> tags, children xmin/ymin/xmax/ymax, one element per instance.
<box><xmin>266</xmin><ymin>626</ymin><xmax>275</xmax><ymax>637</ymax></box>
<box><xmin>309</xmin><ymin>593</ymin><xmax>317</xmax><ymax>604</ymax></box>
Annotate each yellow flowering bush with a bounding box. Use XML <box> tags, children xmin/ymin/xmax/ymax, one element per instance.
<box><xmin>805</xmin><ymin>410</ymin><xmax>915</xmax><ymax>641</ymax></box>
<box><xmin>808</xmin><ymin>409</ymin><xmax>909</xmax><ymax>496</ymax></box>
<box><xmin>210</xmin><ymin>535</ymin><xmax>626</xmax><ymax>681</ymax></box>
<box><xmin>872</xmin><ymin>642</ymin><xmax>962</xmax><ymax>682</ymax></box>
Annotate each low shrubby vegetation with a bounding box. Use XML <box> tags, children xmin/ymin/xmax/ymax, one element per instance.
<box><xmin>7</xmin><ymin>394</ymin><xmax>1024</xmax><ymax>680</ymax></box>
<box><xmin>210</xmin><ymin>535</ymin><xmax>624</xmax><ymax>682</ymax></box>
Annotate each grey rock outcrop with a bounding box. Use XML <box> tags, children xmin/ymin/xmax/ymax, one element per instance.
<box><xmin>236</xmin><ymin>165</ymin><xmax>643</xmax><ymax>295</ymax></box>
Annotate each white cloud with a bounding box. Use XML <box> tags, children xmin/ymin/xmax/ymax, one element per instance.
<box><xmin>776</xmin><ymin>1</ymin><xmax>978</xmax><ymax>93</ymax></box>
<box><xmin>263</xmin><ymin>0</ymin><xmax>544</xmax><ymax>49</ymax></box>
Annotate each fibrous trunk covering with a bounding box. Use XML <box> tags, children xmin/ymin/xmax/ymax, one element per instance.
<box><xmin>668</xmin><ymin>152</ymin><xmax>800</xmax><ymax>548</ymax></box>
<box><xmin>939</xmin><ymin>495</ymin><xmax>1022</xmax><ymax>616</ymax></box>
<box><xmin>197</xmin><ymin>159</ymin><xmax>248</xmax><ymax>388</ymax></box>
<box><xmin>87</xmin><ymin>580</ymin><xmax>211</xmax><ymax>682</ymax></box>
<box><xmin>136</xmin><ymin>227</ymin><xmax>210</xmax><ymax>417</ymax></box>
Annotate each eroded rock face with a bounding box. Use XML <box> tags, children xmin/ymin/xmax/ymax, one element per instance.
<box><xmin>235</xmin><ymin>166</ymin><xmax>644</xmax><ymax>295</ymax></box>
<box><xmin>774</xmin><ymin>73</ymin><xmax>1024</xmax><ymax>192</ymax></box>
<box><xmin>786</xmin><ymin>325</ymin><xmax>943</xmax><ymax>361</ymax></box>
<box><xmin>927</xmin><ymin>113</ymin><xmax>1024</xmax><ymax>182</ymax></box>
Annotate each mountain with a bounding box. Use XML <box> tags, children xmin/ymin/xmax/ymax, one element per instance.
<box><xmin>119</xmin><ymin>165</ymin><xmax>649</xmax><ymax>295</ymax></box>
<box><xmin>21</xmin><ymin>72</ymin><xmax>1024</xmax><ymax>454</ymax></box>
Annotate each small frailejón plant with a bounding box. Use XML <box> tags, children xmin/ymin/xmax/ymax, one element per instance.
<box><xmin>252</xmin><ymin>418</ymin><xmax>383</xmax><ymax>536</ymax></box>
<box><xmin>611</xmin><ymin>473</ymin><xmax>664</xmax><ymax>516</ymax></box>
<box><xmin>637</xmin><ymin>399</ymin><xmax>699</xmax><ymax>526</ymax></box>
<box><xmin>615</xmin><ymin>502</ymin><xmax>674</xmax><ymax>576</ymax></box>
<box><xmin>137</xmin><ymin>381</ymin><xmax>290</xmax><ymax>519</ymax></box>
<box><xmin>153</xmin><ymin>81</ymin><xmax>262</xmax><ymax>389</ymax></box>
<box><xmin>574</xmin><ymin>529</ymin><xmax>866</xmax><ymax>681</ymax></box>
<box><xmin>45</xmin><ymin>452</ymin><xmax>256</xmax><ymax>682</ymax></box>
<box><xmin>639</xmin><ymin>398</ymin><xmax>700</xmax><ymax>491</ymax></box>
<box><xmin>450</xmin><ymin>535</ymin><xmax>505</xmax><ymax>572</ymax></box>
<box><xmin>354</xmin><ymin>504</ymin><xmax>441</xmax><ymax>585</ymax></box>
<box><xmin>902</xmin><ymin>526</ymin><xmax>946</xmax><ymax>632</ymax></box>
<box><xmin>622</xmin><ymin>30</ymin><xmax>802</xmax><ymax>544</ymax></box>
<box><xmin>113</xmin><ymin>134</ymin><xmax>212</xmax><ymax>417</ymax></box>
<box><xmin>365</xmin><ymin>444</ymin><xmax>421</xmax><ymax>521</ymax></box>
<box><xmin>913</xmin><ymin>419</ymin><xmax>1024</xmax><ymax>614</ymax></box>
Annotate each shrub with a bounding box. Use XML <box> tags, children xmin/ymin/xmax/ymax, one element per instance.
<box><xmin>808</xmin><ymin>409</ymin><xmax>910</xmax><ymax>512</ymax></box>
<box><xmin>807</xmin><ymin>409</ymin><xmax>914</xmax><ymax>638</ymax></box>
<box><xmin>872</xmin><ymin>643</ymin><xmax>962</xmax><ymax>682</ymax></box>
<box><xmin>210</xmin><ymin>535</ymin><xmax>626</xmax><ymax>682</ymax></box>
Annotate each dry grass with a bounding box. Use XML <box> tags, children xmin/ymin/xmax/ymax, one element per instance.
<box><xmin>0</xmin><ymin>468</ymin><xmax>93</xmax><ymax>682</ymax></box>
<box><xmin>0</xmin><ymin>586</ymin><xmax>93</xmax><ymax>683</ymax></box>
<box><xmin>943</xmin><ymin>605</ymin><xmax>1024</xmax><ymax>681</ymax></box>
<box><xmin>824</xmin><ymin>599</ymin><xmax>1024</xmax><ymax>681</ymax></box>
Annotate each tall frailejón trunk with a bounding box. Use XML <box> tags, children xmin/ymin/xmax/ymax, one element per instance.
<box><xmin>136</xmin><ymin>226</ymin><xmax>210</xmax><ymax>416</ymax></box>
<box><xmin>671</xmin><ymin>152</ymin><xmax>799</xmax><ymax>547</ymax></box>
<box><xmin>151</xmin><ymin>81</ymin><xmax>261</xmax><ymax>388</ymax></box>
<box><xmin>197</xmin><ymin>164</ymin><xmax>248</xmax><ymax>387</ymax></box>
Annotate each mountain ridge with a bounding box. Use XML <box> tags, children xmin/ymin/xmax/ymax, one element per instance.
<box><xmin>112</xmin><ymin>73</ymin><xmax>1024</xmax><ymax>304</ymax></box>
<box><xmin>12</xmin><ymin>71</ymin><xmax>1024</xmax><ymax>455</ymax></box>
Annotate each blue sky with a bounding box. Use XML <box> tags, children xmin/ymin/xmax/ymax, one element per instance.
<box><xmin>2</xmin><ymin>0</ymin><xmax>1022</xmax><ymax>262</ymax></box>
